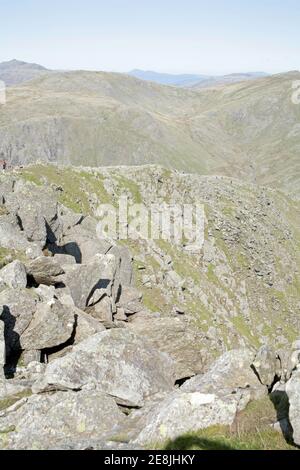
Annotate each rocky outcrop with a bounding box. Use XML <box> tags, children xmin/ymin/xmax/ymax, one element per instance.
<box><xmin>0</xmin><ymin>165</ymin><xmax>299</xmax><ymax>450</ymax></box>
<box><xmin>33</xmin><ymin>329</ymin><xmax>176</xmax><ymax>407</ymax></box>
<box><xmin>0</xmin><ymin>389</ymin><xmax>126</xmax><ymax>450</ymax></box>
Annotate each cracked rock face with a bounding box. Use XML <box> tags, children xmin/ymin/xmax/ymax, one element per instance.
<box><xmin>33</xmin><ymin>329</ymin><xmax>176</xmax><ymax>407</ymax></box>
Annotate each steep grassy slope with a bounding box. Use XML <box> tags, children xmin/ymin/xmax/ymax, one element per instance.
<box><xmin>0</xmin><ymin>71</ymin><xmax>299</xmax><ymax>198</ymax></box>
<box><xmin>11</xmin><ymin>163</ymin><xmax>300</xmax><ymax>360</ymax></box>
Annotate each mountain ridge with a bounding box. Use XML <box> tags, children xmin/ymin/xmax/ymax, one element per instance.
<box><xmin>128</xmin><ymin>69</ymin><xmax>269</xmax><ymax>88</ymax></box>
<box><xmin>0</xmin><ymin>59</ymin><xmax>50</xmax><ymax>86</ymax></box>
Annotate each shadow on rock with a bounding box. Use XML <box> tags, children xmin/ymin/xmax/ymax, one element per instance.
<box><xmin>270</xmin><ymin>390</ymin><xmax>295</xmax><ymax>446</ymax></box>
<box><xmin>0</xmin><ymin>305</ymin><xmax>22</xmax><ymax>378</ymax></box>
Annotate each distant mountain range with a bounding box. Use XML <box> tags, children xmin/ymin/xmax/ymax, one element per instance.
<box><xmin>127</xmin><ymin>70</ymin><xmax>208</xmax><ymax>87</ymax></box>
<box><xmin>0</xmin><ymin>60</ymin><xmax>268</xmax><ymax>89</ymax></box>
<box><xmin>128</xmin><ymin>69</ymin><xmax>269</xmax><ymax>88</ymax></box>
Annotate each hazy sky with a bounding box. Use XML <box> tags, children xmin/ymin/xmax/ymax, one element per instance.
<box><xmin>1</xmin><ymin>0</ymin><xmax>299</xmax><ymax>74</ymax></box>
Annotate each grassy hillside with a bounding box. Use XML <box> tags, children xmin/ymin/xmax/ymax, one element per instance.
<box><xmin>0</xmin><ymin>70</ymin><xmax>299</xmax><ymax>198</ymax></box>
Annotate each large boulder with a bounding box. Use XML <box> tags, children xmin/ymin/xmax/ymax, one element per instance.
<box><xmin>33</xmin><ymin>329</ymin><xmax>176</xmax><ymax>407</ymax></box>
<box><xmin>26</xmin><ymin>256</ymin><xmax>64</xmax><ymax>286</ymax></box>
<box><xmin>60</xmin><ymin>254</ymin><xmax>119</xmax><ymax>310</ymax></box>
<box><xmin>252</xmin><ymin>345</ymin><xmax>280</xmax><ymax>388</ymax></box>
<box><xmin>0</xmin><ymin>288</ymin><xmax>38</xmax><ymax>355</ymax></box>
<box><xmin>132</xmin><ymin>390</ymin><xmax>239</xmax><ymax>446</ymax></box>
<box><xmin>0</xmin><ymin>389</ymin><xmax>126</xmax><ymax>450</ymax></box>
<box><xmin>286</xmin><ymin>368</ymin><xmax>300</xmax><ymax>446</ymax></box>
<box><xmin>61</xmin><ymin>224</ymin><xmax>112</xmax><ymax>263</ymax></box>
<box><xmin>4</xmin><ymin>181</ymin><xmax>61</xmax><ymax>244</ymax></box>
<box><xmin>0</xmin><ymin>219</ymin><xmax>42</xmax><ymax>259</ymax></box>
<box><xmin>182</xmin><ymin>349</ymin><xmax>266</xmax><ymax>399</ymax></box>
<box><xmin>128</xmin><ymin>314</ymin><xmax>206</xmax><ymax>380</ymax></box>
<box><xmin>20</xmin><ymin>299</ymin><xmax>75</xmax><ymax>351</ymax></box>
<box><xmin>0</xmin><ymin>260</ymin><xmax>27</xmax><ymax>289</ymax></box>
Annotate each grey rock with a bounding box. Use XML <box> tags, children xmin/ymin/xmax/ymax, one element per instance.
<box><xmin>73</xmin><ymin>307</ymin><xmax>106</xmax><ymax>344</ymax></box>
<box><xmin>252</xmin><ymin>345</ymin><xmax>280</xmax><ymax>387</ymax></box>
<box><xmin>0</xmin><ymin>260</ymin><xmax>27</xmax><ymax>289</ymax></box>
<box><xmin>26</xmin><ymin>256</ymin><xmax>64</xmax><ymax>286</ymax></box>
<box><xmin>286</xmin><ymin>368</ymin><xmax>300</xmax><ymax>446</ymax></box>
<box><xmin>59</xmin><ymin>205</ymin><xmax>84</xmax><ymax>232</ymax></box>
<box><xmin>118</xmin><ymin>286</ymin><xmax>143</xmax><ymax>315</ymax></box>
<box><xmin>54</xmin><ymin>286</ymin><xmax>75</xmax><ymax>307</ymax></box>
<box><xmin>53</xmin><ymin>253</ymin><xmax>76</xmax><ymax>265</ymax></box>
<box><xmin>18</xmin><ymin>205</ymin><xmax>47</xmax><ymax>247</ymax></box>
<box><xmin>33</xmin><ymin>329</ymin><xmax>176</xmax><ymax>407</ymax></box>
<box><xmin>0</xmin><ymin>220</ymin><xmax>42</xmax><ymax>259</ymax></box>
<box><xmin>110</xmin><ymin>245</ymin><xmax>134</xmax><ymax>286</ymax></box>
<box><xmin>182</xmin><ymin>349</ymin><xmax>266</xmax><ymax>399</ymax></box>
<box><xmin>61</xmin><ymin>254</ymin><xmax>119</xmax><ymax>310</ymax></box>
<box><xmin>0</xmin><ymin>288</ymin><xmax>38</xmax><ymax>354</ymax></box>
<box><xmin>20</xmin><ymin>299</ymin><xmax>75</xmax><ymax>351</ymax></box>
<box><xmin>88</xmin><ymin>295</ymin><xmax>113</xmax><ymax>323</ymax></box>
<box><xmin>5</xmin><ymin>182</ymin><xmax>61</xmax><ymax>244</ymax></box>
<box><xmin>20</xmin><ymin>350</ymin><xmax>41</xmax><ymax>366</ymax></box>
<box><xmin>128</xmin><ymin>314</ymin><xmax>205</xmax><ymax>380</ymax></box>
<box><xmin>133</xmin><ymin>390</ymin><xmax>239</xmax><ymax>446</ymax></box>
<box><xmin>34</xmin><ymin>284</ymin><xmax>56</xmax><ymax>302</ymax></box>
<box><xmin>114</xmin><ymin>307</ymin><xmax>127</xmax><ymax>321</ymax></box>
<box><xmin>62</xmin><ymin>224</ymin><xmax>112</xmax><ymax>263</ymax></box>
<box><xmin>165</xmin><ymin>270</ymin><xmax>184</xmax><ymax>289</ymax></box>
<box><xmin>0</xmin><ymin>389</ymin><xmax>126</xmax><ymax>450</ymax></box>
